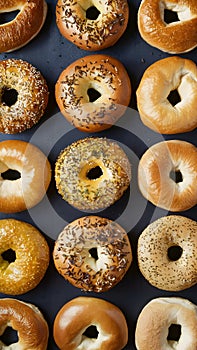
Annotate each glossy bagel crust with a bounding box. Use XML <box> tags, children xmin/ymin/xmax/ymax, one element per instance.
<box><xmin>136</xmin><ymin>57</ymin><xmax>197</xmax><ymax>134</ymax></box>
<box><xmin>0</xmin><ymin>0</ymin><xmax>47</xmax><ymax>52</ymax></box>
<box><xmin>0</xmin><ymin>219</ymin><xmax>49</xmax><ymax>295</ymax></box>
<box><xmin>56</xmin><ymin>0</ymin><xmax>129</xmax><ymax>50</ymax></box>
<box><xmin>0</xmin><ymin>298</ymin><xmax>49</xmax><ymax>350</ymax></box>
<box><xmin>55</xmin><ymin>137</ymin><xmax>131</xmax><ymax>211</ymax></box>
<box><xmin>138</xmin><ymin>0</ymin><xmax>197</xmax><ymax>53</ymax></box>
<box><xmin>0</xmin><ymin>59</ymin><xmax>49</xmax><ymax>134</ymax></box>
<box><xmin>0</xmin><ymin>140</ymin><xmax>51</xmax><ymax>213</ymax></box>
<box><xmin>53</xmin><ymin>216</ymin><xmax>132</xmax><ymax>292</ymax></box>
<box><xmin>53</xmin><ymin>297</ymin><xmax>128</xmax><ymax>350</ymax></box>
<box><xmin>135</xmin><ymin>297</ymin><xmax>197</xmax><ymax>350</ymax></box>
<box><xmin>137</xmin><ymin>215</ymin><xmax>197</xmax><ymax>291</ymax></box>
<box><xmin>138</xmin><ymin>140</ymin><xmax>197</xmax><ymax>211</ymax></box>
<box><xmin>55</xmin><ymin>54</ymin><xmax>131</xmax><ymax>132</ymax></box>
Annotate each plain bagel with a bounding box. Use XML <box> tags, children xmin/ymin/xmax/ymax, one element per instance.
<box><xmin>136</xmin><ymin>57</ymin><xmax>197</xmax><ymax>134</ymax></box>
<box><xmin>138</xmin><ymin>140</ymin><xmax>197</xmax><ymax>212</ymax></box>
<box><xmin>0</xmin><ymin>0</ymin><xmax>47</xmax><ymax>52</ymax></box>
<box><xmin>138</xmin><ymin>0</ymin><xmax>197</xmax><ymax>53</ymax></box>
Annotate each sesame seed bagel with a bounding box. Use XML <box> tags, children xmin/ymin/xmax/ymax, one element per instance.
<box><xmin>138</xmin><ymin>0</ymin><xmax>197</xmax><ymax>54</ymax></box>
<box><xmin>137</xmin><ymin>216</ymin><xmax>197</xmax><ymax>291</ymax></box>
<box><xmin>138</xmin><ymin>140</ymin><xmax>197</xmax><ymax>212</ymax></box>
<box><xmin>56</xmin><ymin>0</ymin><xmax>129</xmax><ymax>51</ymax></box>
<box><xmin>55</xmin><ymin>137</ymin><xmax>131</xmax><ymax>211</ymax></box>
<box><xmin>54</xmin><ymin>297</ymin><xmax>128</xmax><ymax>350</ymax></box>
<box><xmin>0</xmin><ymin>0</ymin><xmax>47</xmax><ymax>53</ymax></box>
<box><xmin>0</xmin><ymin>59</ymin><xmax>48</xmax><ymax>134</ymax></box>
<box><xmin>0</xmin><ymin>298</ymin><xmax>49</xmax><ymax>350</ymax></box>
<box><xmin>55</xmin><ymin>54</ymin><xmax>132</xmax><ymax>132</ymax></box>
<box><xmin>53</xmin><ymin>216</ymin><xmax>132</xmax><ymax>292</ymax></box>
<box><xmin>0</xmin><ymin>219</ymin><xmax>49</xmax><ymax>295</ymax></box>
<box><xmin>0</xmin><ymin>140</ymin><xmax>51</xmax><ymax>213</ymax></box>
<box><xmin>136</xmin><ymin>57</ymin><xmax>197</xmax><ymax>134</ymax></box>
<box><xmin>135</xmin><ymin>297</ymin><xmax>197</xmax><ymax>350</ymax></box>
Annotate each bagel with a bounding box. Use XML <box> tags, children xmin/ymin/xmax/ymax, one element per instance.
<box><xmin>137</xmin><ymin>215</ymin><xmax>197</xmax><ymax>291</ymax></box>
<box><xmin>0</xmin><ymin>140</ymin><xmax>51</xmax><ymax>213</ymax></box>
<box><xmin>0</xmin><ymin>59</ymin><xmax>49</xmax><ymax>134</ymax></box>
<box><xmin>56</xmin><ymin>0</ymin><xmax>129</xmax><ymax>50</ymax></box>
<box><xmin>138</xmin><ymin>0</ymin><xmax>197</xmax><ymax>53</ymax></box>
<box><xmin>135</xmin><ymin>297</ymin><xmax>197</xmax><ymax>350</ymax></box>
<box><xmin>55</xmin><ymin>54</ymin><xmax>132</xmax><ymax>132</ymax></box>
<box><xmin>0</xmin><ymin>298</ymin><xmax>48</xmax><ymax>350</ymax></box>
<box><xmin>55</xmin><ymin>137</ymin><xmax>131</xmax><ymax>211</ymax></box>
<box><xmin>53</xmin><ymin>216</ymin><xmax>132</xmax><ymax>292</ymax></box>
<box><xmin>53</xmin><ymin>297</ymin><xmax>128</xmax><ymax>350</ymax></box>
<box><xmin>136</xmin><ymin>57</ymin><xmax>197</xmax><ymax>134</ymax></box>
<box><xmin>0</xmin><ymin>219</ymin><xmax>49</xmax><ymax>295</ymax></box>
<box><xmin>0</xmin><ymin>0</ymin><xmax>47</xmax><ymax>52</ymax></box>
<box><xmin>138</xmin><ymin>140</ymin><xmax>197</xmax><ymax>211</ymax></box>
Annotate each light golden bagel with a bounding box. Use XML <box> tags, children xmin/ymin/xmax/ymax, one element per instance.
<box><xmin>0</xmin><ymin>59</ymin><xmax>49</xmax><ymax>134</ymax></box>
<box><xmin>136</xmin><ymin>57</ymin><xmax>197</xmax><ymax>134</ymax></box>
<box><xmin>0</xmin><ymin>298</ymin><xmax>49</xmax><ymax>349</ymax></box>
<box><xmin>0</xmin><ymin>219</ymin><xmax>49</xmax><ymax>295</ymax></box>
<box><xmin>53</xmin><ymin>216</ymin><xmax>132</xmax><ymax>292</ymax></box>
<box><xmin>55</xmin><ymin>137</ymin><xmax>131</xmax><ymax>211</ymax></box>
<box><xmin>0</xmin><ymin>0</ymin><xmax>47</xmax><ymax>52</ymax></box>
<box><xmin>0</xmin><ymin>140</ymin><xmax>51</xmax><ymax>213</ymax></box>
<box><xmin>135</xmin><ymin>297</ymin><xmax>197</xmax><ymax>350</ymax></box>
<box><xmin>56</xmin><ymin>0</ymin><xmax>129</xmax><ymax>50</ymax></box>
<box><xmin>55</xmin><ymin>55</ymin><xmax>131</xmax><ymax>132</ymax></box>
<box><xmin>53</xmin><ymin>297</ymin><xmax>128</xmax><ymax>350</ymax></box>
<box><xmin>137</xmin><ymin>215</ymin><xmax>197</xmax><ymax>291</ymax></box>
<box><xmin>138</xmin><ymin>140</ymin><xmax>197</xmax><ymax>212</ymax></box>
<box><xmin>138</xmin><ymin>0</ymin><xmax>197</xmax><ymax>53</ymax></box>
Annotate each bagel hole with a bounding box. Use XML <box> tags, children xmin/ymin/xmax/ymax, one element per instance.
<box><xmin>83</xmin><ymin>325</ymin><xmax>98</xmax><ymax>339</ymax></box>
<box><xmin>86</xmin><ymin>166</ymin><xmax>103</xmax><ymax>180</ymax></box>
<box><xmin>2</xmin><ymin>88</ymin><xmax>18</xmax><ymax>106</ymax></box>
<box><xmin>89</xmin><ymin>247</ymin><xmax>98</xmax><ymax>261</ymax></box>
<box><xmin>164</xmin><ymin>9</ymin><xmax>180</xmax><ymax>24</ymax></box>
<box><xmin>170</xmin><ymin>170</ymin><xmax>183</xmax><ymax>183</ymax></box>
<box><xmin>87</xmin><ymin>88</ymin><xmax>101</xmax><ymax>102</ymax></box>
<box><xmin>167</xmin><ymin>324</ymin><xmax>181</xmax><ymax>341</ymax></box>
<box><xmin>167</xmin><ymin>90</ymin><xmax>181</xmax><ymax>106</ymax></box>
<box><xmin>0</xmin><ymin>10</ymin><xmax>20</xmax><ymax>25</ymax></box>
<box><xmin>1</xmin><ymin>169</ymin><xmax>21</xmax><ymax>181</ymax></box>
<box><xmin>167</xmin><ymin>246</ymin><xmax>183</xmax><ymax>261</ymax></box>
<box><xmin>2</xmin><ymin>249</ymin><xmax>16</xmax><ymax>263</ymax></box>
<box><xmin>86</xmin><ymin>6</ymin><xmax>100</xmax><ymax>20</ymax></box>
<box><xmin>0</xmin><ymin>327</ymin><xmax>18</xmax><ymax>345</ymax></box>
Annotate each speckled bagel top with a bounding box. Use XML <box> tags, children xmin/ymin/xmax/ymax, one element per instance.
<box><xmin>138</xmin><ymin>215</ymin><xmax>197</xmax><ymax>291</ymax></box>
<box><xmin>0</xmin><ymin>59</ymin><xmax>48</xmax><ymax>134</ymax></box>
<box><xmin>56</xmin><ymin>0</ymin><xmax>129</xmax><ymax>50</ymax></box>
<box><xmin>53</xmin><ymin>216</ymin><xmax>132</xmax><ymax>292</ymax></box>
<box><xmin>55</xmin><ymin>137</ymin><xmax>131</xmax><ymax>211</ymax></box>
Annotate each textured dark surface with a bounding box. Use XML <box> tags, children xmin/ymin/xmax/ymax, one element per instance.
<box><xmin>0</xmin><ymin>0</ymin><xmax>196</xmax><ymax>349</ymax></box>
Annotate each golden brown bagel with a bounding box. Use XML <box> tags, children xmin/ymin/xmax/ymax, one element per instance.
<box><xmin>0</xmin><ymin>219</ymin><xmax>49</xmax><ymax>295</ymax></box>
<box><xmin>55</xmin><ymin>55</ymin><xmax>131</xmax><ymax>132</ymax></box>
<box><xmin>138</xmin><ymin>140</ymin><xmax>197</xmax><ymax>212</ymax></box>
<box><xmin>0</xmin><ymin>140</ymin><xmax>51</xmax><ymax>213</ymax></box>
<box><xmin>53</xmin><ymin>216</ymin><xmax>132</xmax><ymax>292</ymax></box>
<box><xmin>137</xmin><ymin>215</ymin><xmax>197</xmax><ymax>291</ymax></box>
<box><xmin>0</xmin><ymin>298</ymin><xmax>49</xmax><ymax>349</ymax></box>
<box><xmin>53</xmin><ymin>297</ymin><xmax>128</xmax><ymax>350</ymax></box>
<box><xmin>0</xmin><ymin>0</ymin><xmax>47</xmax><ymax>52</ymax></box>
<box><xmin>138</xmin><ymin>0</ymin><xmax>197</xmax><ymax>53</ymax></box>
<box><xmin>136</xmin><ymin>57</ymin><xmax>197</xmax><ymax>134</ymax></box>
<box><xmin>135</xmin><ymin>297</ymin><xmax>197</xmax><ymax>350</ymax></box>
<box><xmin>56</xmin><ymin>0</ymin><xmax>129</xmax><ymax>50</ymax></box>
<box><xmin>0</xmin><ymin>59</ymin><xmax>49</xmax><ymax>134</ymax></box>
<box><xmin>55</xmin><ymin>137</ymin><xmax>131</xmax><ymax>211</ymax></box>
